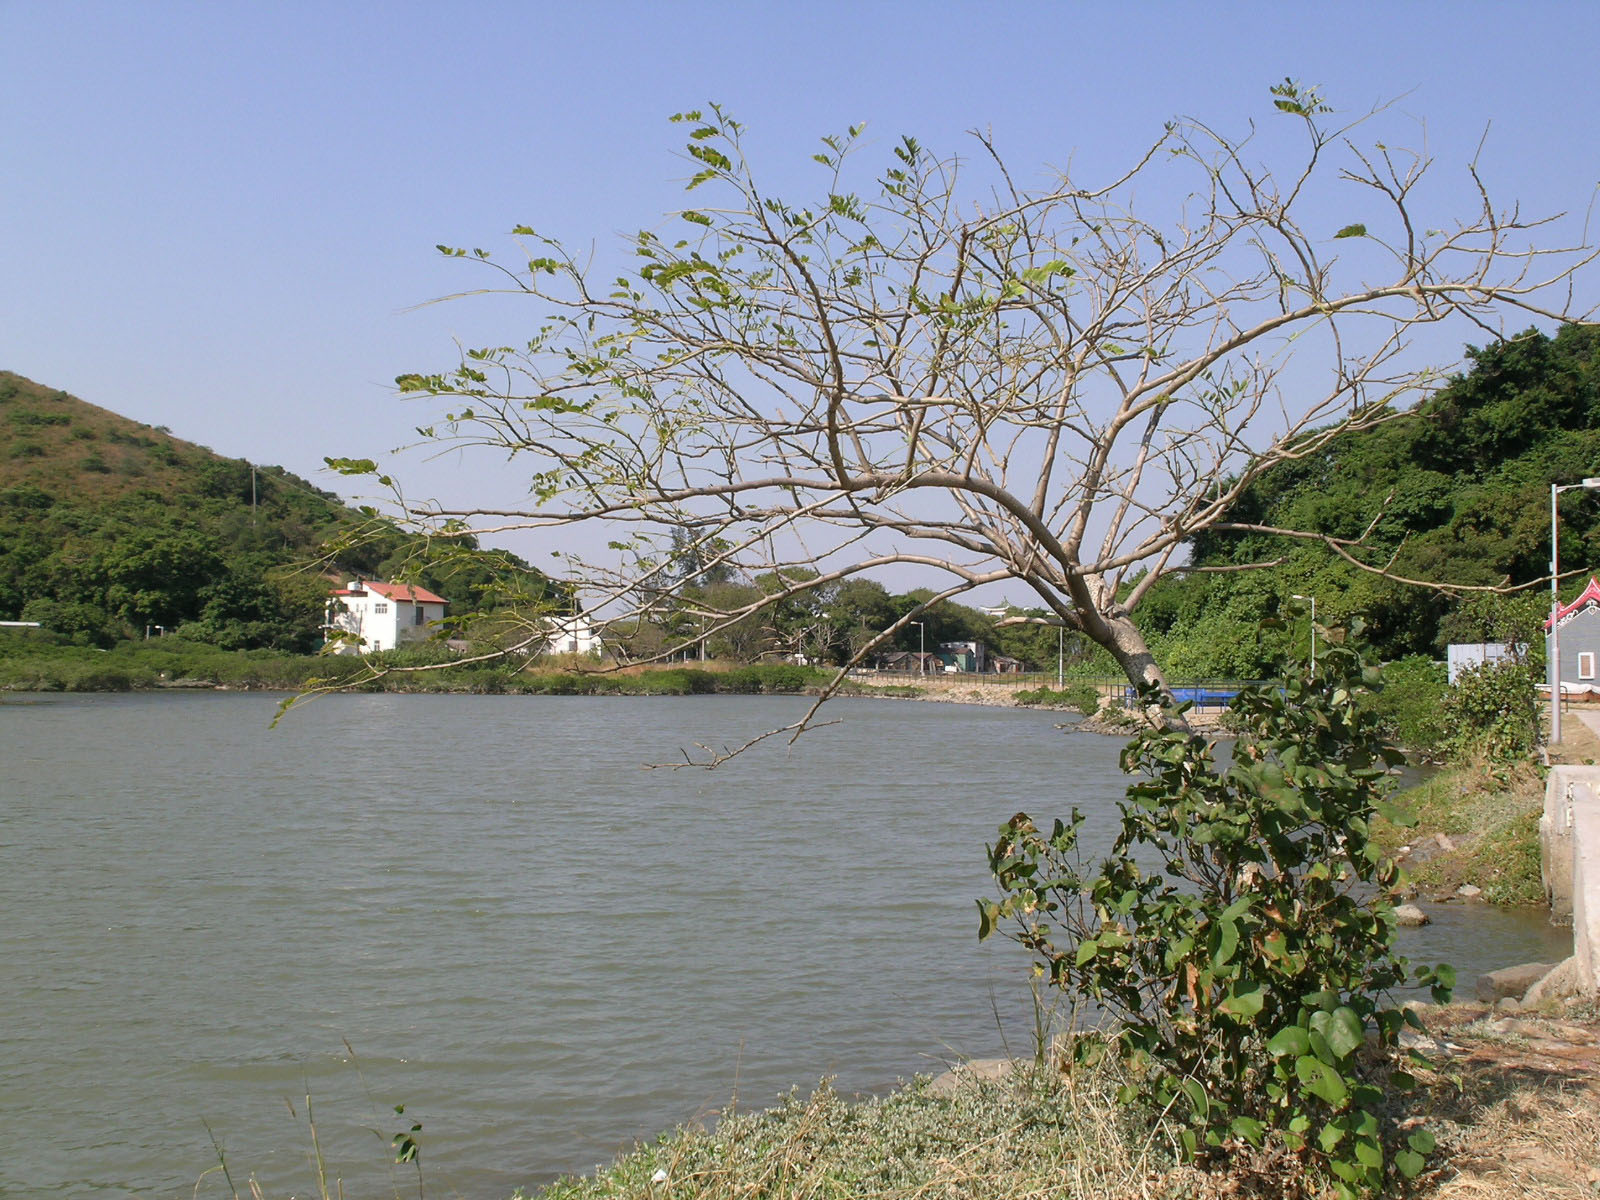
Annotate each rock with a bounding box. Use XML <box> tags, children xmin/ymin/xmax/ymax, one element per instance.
<box><xmin>1436</xmin><ymin>833</ymin><xmax>1456</xmax><ymax>852</ymax></box>
<box><xmin>1475</xmin><ymin>961</ymin><xmax>1559</xmax><ymax>1002</ymax></box>
<box><xmin>1489</xmin><ymin>1017</ymin><xmax>1557</xmax><ymax>1039</ymax></box>
<box><xmin>1393</xmin><ymin>904</ymin><xmax>1430</xmax><ymax>927</ymax></box>
<box><xmin>1522</xmin><ymin>956</ymin><xmax>1584</xmax><ymax>1008</ymax></box>
<box><xmin>1398</xmin><ymin>1030</ymin><xmax>1452</xmax><ymax>1057</ymax></box>
<box><xmin>1457</xmin><ymin>883</ymin><xmax>1484</xmax><ymax>899</ymax></box>
<box><xmin>1494</xmin><ymin>996</ymin><xmax>1522</xmax><ymax>1014</ymax></box>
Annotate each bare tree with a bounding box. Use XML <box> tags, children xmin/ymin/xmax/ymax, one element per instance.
<box><xmin>364</xmin><ymin>83</ymin><xmax>1593</xmax><ymax>730</ymax></box>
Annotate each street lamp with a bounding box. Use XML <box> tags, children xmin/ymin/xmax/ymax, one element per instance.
<box><xmin>1291</xmin><ymin>594</ymin><xmax>1316</xmax><ymax>674</ymax></box>
<box><xmin>1549</xmin><ymin>477</ymin><xmax>1600</xmax><ymax>746</ymax></box>
<box><xmin>912</xmin><ymin>620</ymin><xmax>925</xmax><ymax>675</ymax></box>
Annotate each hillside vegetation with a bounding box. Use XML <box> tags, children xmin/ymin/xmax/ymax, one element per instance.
<box><xmin>0</xmin><ymin>372</ymin><xmax>551</xmax><ymax>650</ymax></box>
<box><xmin>1136</xmin><ymin>324</ymin><xmax>1600</xmax><ymax>676</ymax></box>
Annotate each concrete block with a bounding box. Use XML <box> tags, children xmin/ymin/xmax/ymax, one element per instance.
<box><xmin>1522</xmin><ymin>956</ymin><xmax>1584</xmax><ymax>1008</ymax></box>
<box><xmin>1570</xmin><ymin>781</ymin><xmax>1600</xmax><ymax>996</ymax></box>
<box><xmin>1542</xmin><ymin>765</ymin><xmax>1599</xmax><ymax>921</ymax></box>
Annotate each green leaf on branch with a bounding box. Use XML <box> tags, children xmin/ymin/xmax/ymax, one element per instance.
<box><xmin>1295</xmin><ymin>1055</ymin><xmax>1350</xmax><ymax>1106</ymax></box>
<box><xmin>1267</xmin><ymin>1026</ymin><xmax>1312</xmax><ymax>1057</ymax></box>
<box><xmin>1219</xmin><ymin>980</ymin><xmax>1264</xmax><ymax>1017</ymax></box>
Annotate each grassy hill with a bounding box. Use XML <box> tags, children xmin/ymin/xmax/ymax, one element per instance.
<box><xmin>0</xmin><ymin>372</ymin><xmax>551</xmax><ymax>650</ymax></box>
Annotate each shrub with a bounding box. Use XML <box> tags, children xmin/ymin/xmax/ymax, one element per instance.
<box><xmin>1064</xmin><ymin>681</ymin><xmax>1101</xmax><ymax>715</ymax></box>
<box><xmin>635</xmin><ymin>668</ymin><xmax>718</xmax><ymax>695</ymax></box>
<box><xmin>63</xmin><ymin>664</ymin><xmax>137</xmax><ymax>692</ymax></box>
<box><xmin>1440</xmin><ymin>659</ymin><xmax>1539</xmax><ymax>761</ymax></box>
<box><xmin>1367</xmin><ymin>655</ymin><xmax>1447</xmax><ymax>751</ymax></box>
<box><xmin>1016</xmin><ymin>683</ymin><xmax>1102</xmax><ymax>715</ymax></box>
<box><xmin>980</xmin><ymin>631</ymin><xmax>1452</xmax><ymax>1197</ymax></box>
<box><xmin>746</xmin><ymin>663</ymin><xmax>812</xmax><ymax>692</ymax></box>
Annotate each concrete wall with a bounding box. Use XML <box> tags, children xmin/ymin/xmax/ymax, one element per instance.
<box><xmin>1543</xmin><ymin>764</ymin><xmax>1600</xmax><ymax>995</ymax></box>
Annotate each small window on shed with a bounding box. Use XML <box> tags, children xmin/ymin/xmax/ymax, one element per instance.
<box><xmin>374</xmin><ymin>602</ymin><xmax>388</xmax><ymax>614</ymax></box>
<box><xmin>414</xmin><ymin>606</ymin><xmax>425</xmax><ymax>626</ymax></box>
<box><xmin>1580</xmin><ymin>651</ymin><xmax>1596</xmax><ymax>681</ymax></box>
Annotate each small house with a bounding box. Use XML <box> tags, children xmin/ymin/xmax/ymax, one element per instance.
<box><xmin>936</xmin><ymin>640</ymin><xmax>988</xmax><ymax>673</ymax></box>
<box><xmin>875</xmin><ymin>649</ymin><xmax>938</xmax><ymax>673</ymax></box>
<box><xmin>325</xmin><ymin>580</ymin><xmax>449</xmax><ymax>654</ymax></box>
<box><xmin>546</xmin><ymin>611</ymin><xmax>603</xmax><ymax>657</ymax></box>
<box><xmin>1545</xmin><ymin>576</ymin><xmax>1600</xmax><ymax>698</ymax></box>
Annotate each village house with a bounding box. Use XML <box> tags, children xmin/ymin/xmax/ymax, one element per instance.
<box><xmin>325</xmin><ymin>580</ymin><xmax>449</xmax><ymax>654</ymax></box>
<box><xmin>1546</xmin><ymin>576</ymin><xmax>1600</xmax><ymax>699</ymax></box>
<box><xmin>935</xmin><ymin>640</ymin><xmax>988</xmax><ymax>673</ymax></box>
<box><xmin>545</xmin><ymin>610</ymin><xmax>603</xmax><ymax>656</ymax></box>
<box><xmin>1446</xmin><ymin>641</ymin><xmax>1525</xmax><ymax>684</ymax></box>
<box><xmin>875</xmin><ymin>649</ymin><xmax>939</xmax><ymax>673</ymax></box>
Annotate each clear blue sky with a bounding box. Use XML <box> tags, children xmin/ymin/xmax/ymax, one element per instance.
<box><xmin>5</xmin><ymin>2</ymin><xmax>1599</xmax><ymax>566</ymax></box>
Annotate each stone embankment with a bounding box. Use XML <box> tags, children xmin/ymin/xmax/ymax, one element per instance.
<box><xmin>859</xmin><ymin>677</ymin><xmax>1234</xmax><ymax>734</ymax></box>
<box><xmin>872</xmin><ymin>678</ymin><xmax>1026</xmax><ymax>707</ymax></box>
<box><xmin>1542</xmin><ymin>753</ymin><xmax>1600</xmax><ymax>1001</ymax></box>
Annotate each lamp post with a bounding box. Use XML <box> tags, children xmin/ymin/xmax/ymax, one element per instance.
<box><xmin>912</xmin><ymin>620</ymin><xmax>925</xmax><ymax>675</ymax></box>
<box><xmin>1549</xmin><ymin>478</ymin><xmax>1600</xmax><ymax>746</ymax></box>
<box><xmin>1057</xmin><ymin>624</ymin><xmax>1064</xmax><ymax>690</ymax></box>
<box><xmin>1291</xmin><ymin>593</ymin><xmax>1316</xmax><ymax>674</ymax></box>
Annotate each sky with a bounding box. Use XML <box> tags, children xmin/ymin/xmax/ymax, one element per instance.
<box><xmin>5</xmin><ymin>1</ymin><xmax>1600</xmax><ymax>593</ymax></box>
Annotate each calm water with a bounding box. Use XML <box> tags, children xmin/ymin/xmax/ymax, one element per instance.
<box><xmin>0</xmin><ymin>693</ymin><xmax>1572</xmax><ymax>1199</ymax></box>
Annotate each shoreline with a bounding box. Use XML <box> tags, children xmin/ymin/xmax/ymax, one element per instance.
<box><xmin>2</xmin><ymin>672</ymin><xmax>1235</xmax><ymax>737</ymax></box>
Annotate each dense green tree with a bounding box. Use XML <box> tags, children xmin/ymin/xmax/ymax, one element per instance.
<box><xmin>1154</xmin><ymin>325</ymin><xmax>1600</xmax><ymax>669</ymax></box>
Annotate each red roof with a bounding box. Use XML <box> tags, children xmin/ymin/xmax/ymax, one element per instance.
<box><xmin>329</xmin><ymin>580</ymin><xmax>449</xmax><ymax>605</ymax></box>
<box><xmin>1545</xmin><ymin>576</ymin><xmax>1600</xmax><ymax>630</ymax></box>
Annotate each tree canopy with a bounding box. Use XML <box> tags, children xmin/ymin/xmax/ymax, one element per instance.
<box><xmin>366</xmin><ymin>84</ymin><xmax>1595</xmax><ymax>729</ymax></box>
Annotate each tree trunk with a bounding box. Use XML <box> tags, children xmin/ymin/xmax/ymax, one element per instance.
<box><xmin>1085</xmin><ymin>608</ymin><xmax>1189</xmax><ymax>733</ymax></box>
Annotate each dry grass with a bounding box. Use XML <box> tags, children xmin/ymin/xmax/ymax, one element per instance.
<box><xmin>1548</xmin><ymin>708</ymin><xmax>1600</xmax><ymax>766</ymax></box>
<box><xmin>0</xmin><ymin>370</ymin><xmax>211</xmax><ymax>502</ymax></box>
<box><xmin>1408</xmin><ymin>1002</ymin><xmax>1600</xmax><ymax>1200</ymax></box>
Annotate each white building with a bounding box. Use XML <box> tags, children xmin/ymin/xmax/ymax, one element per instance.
<box><xmin>325</xmin><ymin>580</ymin><xmax>449</xmax><ymax>654</ymax></box>
<box><xmin>545</xmin><ymin>611</ymin><xmax>603</xmax><ymax>656</ymax></box>
<box><xmin>1446</xmin><ymin>642</ymin><xmax>1526</xmax><ymax>684</ymax></box>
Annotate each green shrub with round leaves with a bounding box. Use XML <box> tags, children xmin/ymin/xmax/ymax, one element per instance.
<box><xmin>979</xmin><ymin>627</ymin><xmax>1452</xmax><ymax>1197</ymax></box>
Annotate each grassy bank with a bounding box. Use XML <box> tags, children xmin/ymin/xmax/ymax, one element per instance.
<box><xmin>1377</xmin><ymin>760</ymin><xmax>1547</xmax><ymax>906</ymax></box>
<box><xmin>0</xmin><ymin>638</ymin><xmax>852</xmax><ymax>697</ymax></box>
<box><xmin>508</xmin><ymin>1009</ymin><xmax>1600</xmax><ymax>1200</ymax></box>
<box><xmin>522</xmin><ymin>1063</ymin><xmax>1180</xmax><ymax>1200</ymax></box>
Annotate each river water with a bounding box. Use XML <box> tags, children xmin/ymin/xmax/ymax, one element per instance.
<box><xmin>0</xmin><ymin>693</ymin><xmax>1573</xmax><ymax>1198</ymax></box>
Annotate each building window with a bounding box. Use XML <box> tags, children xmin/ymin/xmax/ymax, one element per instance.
<box><xmin>374</xmin><ymin>602</ymin><xmax>388</xmax><ymax>614</ymax></box>
<box><xmin>414</xmin><ymin>606</ymin><xmax>425</xmax><ymax>626</ymax></box>
<box><xmin>1580</xmin><ymin>651</ymin><xmax>1596</xmax><ymax>681</ymax></box>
